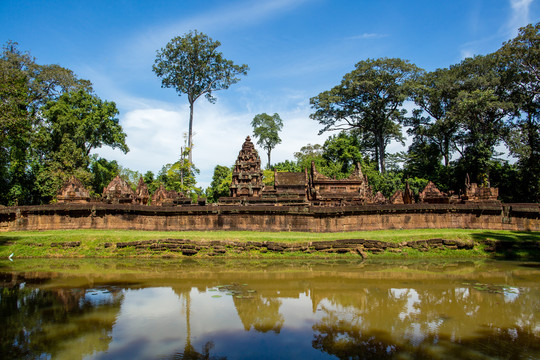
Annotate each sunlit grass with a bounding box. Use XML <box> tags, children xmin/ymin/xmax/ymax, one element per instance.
<box><xmin>0</xmin><ymin>228</ymin><xmax>538</xmax><ymax>259</ymax></box>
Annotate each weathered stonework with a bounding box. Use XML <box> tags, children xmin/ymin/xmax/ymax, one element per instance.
<box><xmin>1</xmin><ymin>203</ymin><xmax>539</xmax><ymax>232</ymax></box>
<box><xmin>462</xmin><ymin>175</ymin><xmax>500</xmax><ymax>203</ymax></box>
<box><xmin>56</xmin><ymin>176</ymin><xmax>90</xmax><ymax>203</ymax></box>
<box><xmin>135</xmin><ymin>177</ymin><xmax>149</xmax><ymax>205</ymax></box>
<box><xmin>309</xmin><ymin>162</ymin><xmax>373</xmax><ymax>206</ymax></box>
<box><xmin>107</xmin><ymin>237</ymin><xmax>484</xmax><ymax>257</ymax></box>
<box><xmin>419</xmin><ymin>181</ymin><xmax>449</xmax><ymax>204</ymax></box>
<box><xmin>229</xmin><ymin>136</ymin><xmax>263</xmax><ymax>198</ymax></box>
<box><xmin>102</xmin><ymin>176</ymin><xmax>135</xmax><ymax>204</ymax></box>
<box><xmin>152</xmin><ymin>184</ymin><xmax>191</xmax><ymax>206</ymax></box>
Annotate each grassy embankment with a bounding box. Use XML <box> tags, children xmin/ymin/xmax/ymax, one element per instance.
<box><xmin>0</xmin><ymin>229</ymin><xmax>538</xmax><ymax>259</ymax></box>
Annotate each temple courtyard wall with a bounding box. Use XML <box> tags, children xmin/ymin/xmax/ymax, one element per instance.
<box><xmin>0</xmin><ymin>203</ymin><xmax>539</xmax><ymax>232</ymax></box>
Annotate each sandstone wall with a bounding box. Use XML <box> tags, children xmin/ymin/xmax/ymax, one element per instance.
<box><xmin>0</xmin><ymin>203</ymin><xmax>539</xmax><ymax>232</ymax></box>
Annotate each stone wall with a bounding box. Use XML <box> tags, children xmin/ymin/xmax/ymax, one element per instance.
<box><xmin>0</xmin><ymin>203</ymin><xmax>539</xmax><ymax>232</ymax></box>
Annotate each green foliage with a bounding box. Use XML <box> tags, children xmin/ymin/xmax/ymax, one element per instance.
<box><xmin>153</xmin><ymin>30</ymin><xmax>249</xmax><ymax>161</ymax></box>
<box><xmin>322</xmin><ymin>132</ymin><xmax>364</xmax><ymax>173</ymax></box>
<box><xmin>262</xmin><ymin>169</ymin><xmax>275</xmax><ymax>187</ymax></box>
<box><xmin>251</xmin><ymin>113</ymin><xmax>283</xmax><ymax>169</ymax></box>
<box><xmin>273</xmin><ymin>160</ymin><xmax>301</xmax><ymax>172</ymax></box>
<box><xmin>498</xmin><ymin>22</ymin><xmax>540</xmax><ymax>202</ymax></box>
<box><xmin>118</xmin><ymin>166</ymin><xmax>142</xmax><ymax>191</ymax></box>
<box><xmin>0</xmin><ymin>42</ymin><xmax>93</xmax><ymax>205</ymax></box>
<box><xmin>0</xmin><ymin>42</ymin><xmax>128</xmax><ymax>205</ymax></box>
<box><xmin>33</xmin><ymin>90</ymin><xmax>128</xmax><ymax>201</ymax></box>
<box><xmin>89</xmin><ymin>156</ymin><xmax>120</xmax><ymax>195</ymax></box>
<box><xmin>410</xmin><ymin>68</ymin><xmax>461</xmax><ymax>167</ymax></box>
<box><xmin>206</xmin><ymin>165</ymin><xmax>232</xmax><ymax>202</ymax></box>
<box><xmin>158</xmin><ymin>146</ymin><xmax>201</xmax><ymax>200</ymax></box>
<box><xmin>310</xmin><ymin>58</ymin><xmax>421</xmax><ymax>173</ymax></box>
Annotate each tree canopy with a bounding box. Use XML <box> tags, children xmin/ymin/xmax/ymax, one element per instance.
<box><xmin>0</xmin><ymin>42</ymin><xmax>127</xmax><ymax>204</ymax></box>
<box><xmin>251</xmin><ymin>113</ymin><xmax>283</xmax><ymax>169</ymax></box>
<box><xmin>310</xmin><ymin>58</ymin><xmax>422</xmax><ymax>173</ymax></box>
<box><xmin>153</xmin><ymin>30</ymin><xmax>249</xmax><ymax>164</ymax></box>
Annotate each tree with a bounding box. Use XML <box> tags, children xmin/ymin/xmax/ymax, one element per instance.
<box><xmin>35</xmin><ymin>90</ymin><xmax>128</xmax><ymax>201</ymax></box>
<box><xmin>152</xmin><ymin>30</ymin><xmax>249</xmax><ymax>164</ymax></box>
<box><xmin>450</xmin><ymin>54</ymin><xmax>511</xmax><ymax>184</ymax></box>
<box><xmin>310</xmin><ymin>58</ymin><xmax>421</xmax><ymax>173</ymax></box>
<box><xmin>0</xmin><ymin>41</ymin><xmax>93</xmax><ymax>204</ymax></box>
<box><xmin>498</xmin><ymin>22</ymin><xmax>540</xmax><ymax>202</ymax></box>
<box><xmin>89</xmin><ymin>155</ymin><xmax>120</xmax><ymax>195</ymax></box>
<box><xmin>322</xmin><ymin>132</ymin><xmax>364</xmax><ymax>174</ymax></box>
<box><xmin>410</xmin><ymin>67</ymin><xmax>461</xmax><ymax>167</ymax></box>
<box><xmin>206</xmin><ymin>165</ymin><xmax>232</xmax><ymax>202</ymax></box>
<box><xmin>158</xmin><ymin>144</ymin><xmax>200</xmax><ymax>199</ymax></box>
<box><xmin>251</xmin><ymin>113</ymin><xmax>283</xmax><ymax>169</ymax></box>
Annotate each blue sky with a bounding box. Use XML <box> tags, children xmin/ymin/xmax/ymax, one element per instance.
<box><xmin>1</xmin><ymin>0</ymin><xmax>539</xmax><ymax>188</ymax></box>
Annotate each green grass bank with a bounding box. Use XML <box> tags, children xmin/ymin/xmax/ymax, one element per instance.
<box><xmin>0</xmin><ymin>229</ymin><xmax>538</xmax><ymax>260</ymax></box>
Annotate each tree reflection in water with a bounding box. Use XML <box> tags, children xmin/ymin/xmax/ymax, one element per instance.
<box><xmin>234</xmin><ymin>295</ymin><xmax>284</xmax><ymax>333</ymax></box>
<box><xmin>167</xmin><ymin>341</ymin><xmax>226</xmax><ymax>360</ymax></box>
<box><xmin>0</xmin><ymin>282</ymin><xmax>123</xmax><ymax>359</ymax></box>
<box><xmin>312</xmin><ymin>285</ymin><xmax>540</xmax><ymax>359</ymax></box>
<box><xmin>1</xmin><ymin>259</ymin><xmax>539</xmax><ymax>359</ymax></box>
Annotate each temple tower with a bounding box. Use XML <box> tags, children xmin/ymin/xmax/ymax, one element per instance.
<box><xmin>230</xmin><ymin>136</ymin><xmax>263</xmax><ymax>197</ymax></box>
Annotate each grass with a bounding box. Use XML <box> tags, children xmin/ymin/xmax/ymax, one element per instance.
<box><xmin>0</xmin><ymin>228</ymin><xmax>538</xmax><ymax>259</ymax></box>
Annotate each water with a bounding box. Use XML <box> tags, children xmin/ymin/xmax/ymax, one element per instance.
<box><xmin>1</xmin><ymin>259</ymin><xmax>539</xmax><ymax>359</ymax></box>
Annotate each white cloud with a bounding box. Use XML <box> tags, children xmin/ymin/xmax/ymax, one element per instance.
<box><xmin>93</xmin><ymin>94</ymin><xmax>325</xmax><ymax>189</ymax></box>
<box><xmin>508</xmin><ymin>0</ymin><xmax>533</xmax><ymax>37</ymax></box>
<box><xmin>460</xmin><ymin>48</ymin><xmax>475</xmax><ymax>59</ymax></box>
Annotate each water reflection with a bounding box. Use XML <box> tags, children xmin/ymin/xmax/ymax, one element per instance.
<box><xmin>0</xmin><ymin>259</ymin><xmax>539</xmax><ymax>359</ymax></box>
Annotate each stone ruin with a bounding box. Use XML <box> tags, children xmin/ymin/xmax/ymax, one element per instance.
<box><xmin>102</xmin><ymin>175</ymin><xmax>136</xmax><ymax>204</ymax></box>
<box><xmin>230</xmin><ymin>136</ymin><xmax>263</xmax><ymax>198</ymax></box>
<box><xmin>54</xmin><ymin>139</ymin><xmax>501</xmax><ymax>208</ymax></box>
<box><xmin>308</xmin><ymin>161</ymin><xmax>373</xmax><ymax>206</ymax></box>
<box><xmin>261</xmin><ymin>170</ymin><xmax>309</xmax><ymax>205</ymax></box>
<box><xmin>152</xmin><ymin>184</ymin><xmax>191</xmax><ymax>206</ymax></box>
<box><xmin>56</xmin><ymin>176</ymin><xmax>91</xmax><ymax>203</ymax></box>
<box><xmin>135</xmin><ymin>177</ymin><xmax>149</xmax><ymax>205</ymax></box>
<box><xmin>389</xmin><ymin>182</ymin><xmax>414</xmax><ymax>205</ymax></box>
<box><xmin>419</xmin><ymin>181</ymin><xmax>451</xmax><ymax>204</ymax></box>
<box><xmin>462</xmin><ymin>174</ymin><xmax>499</xmax><ymax>203</ymax></box>
<box><xmin>220</xmin><ymin>136</ymin><xmax>265</xmax><ymax>204</ymax></box>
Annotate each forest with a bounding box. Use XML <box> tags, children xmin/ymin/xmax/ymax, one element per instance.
<box><xmin>1</xmin><ymin>22</ymin><xmax>538</xmax><ymax>206</ymax></box>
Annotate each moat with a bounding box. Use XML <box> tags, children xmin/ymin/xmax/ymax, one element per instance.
<box><xmin>1</xmin><ymin>259</ymin><xmax>538</xmax><ymax>359</ymax></box>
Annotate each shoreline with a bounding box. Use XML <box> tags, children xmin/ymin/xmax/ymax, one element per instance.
<box><xmin>1</xmin><ymin>229</ymin><xmax>538</xmax><ymax>260</ymax></box>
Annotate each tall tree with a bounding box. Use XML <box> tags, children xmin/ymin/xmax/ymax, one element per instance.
<box><xmin>410</xmin><ymin>67</ymin><xmax>461</xmax><ymax>167</ymax></box>
<box><xmin>251</xmin><ymin>113</ymin><xmax>283</xmax><ymax>169</ymax></box>
<box><xmin>498</xmin><ymin>22</ymin><xmax>540</xmax><ymax>202</ymax></box>
<box><xmin>450</xmin><ymin>54</ymin><xmax>511</xmax><ymax>184</ymax></box>
<box><xmin>310</xmin><ymin>58</ymin><xmax>421</xmax><ymax>173</ymax></box>
<box><xmin>0</xmin><ymin>41</ymin><xmax>93</xmax><ymax>204</ymax></box>
<box><xmin>152</xmin><ymin>30</ymin><xmax>249</xmax><ymax>164</ymax></box>
<box><xmin>36</xmin><ymin>90</ymin><xmax>128</xmax><ymax>200</ymax></box>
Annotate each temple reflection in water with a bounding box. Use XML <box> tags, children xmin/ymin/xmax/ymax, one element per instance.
<box><xmin>1</xmin><ymin>260</ymin><xmax>538</xmax><ymax>359</ymax></box>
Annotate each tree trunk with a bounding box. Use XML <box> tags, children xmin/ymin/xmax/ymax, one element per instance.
<box><xmin>443</xmin><ymin>137</ymin><xmax>450</xmax><ymax>167</ymax></box>
<box><xmin>188</xmin><ymin>100</ymin><xmax>194</xmax><ymax>165</ymax></box>
<box><xmin>267</xmin><ymin>149</ymin><xmax>271</xmax><ymax>170</ymax></box>
<box><xmin>379</xmin><ymin>142</ymin><xmax>386</xmax><ymax>174</ymax></box>
<box><xmin>376</xmin><ymin>133</ymin><xmax>385</xmax><ymax>174</ymax></box>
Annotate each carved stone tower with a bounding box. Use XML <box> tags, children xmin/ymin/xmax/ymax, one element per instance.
<box><xmin>230</xmin><ymin>136</ymin><xmax>263</xmax><ymax>197</ymax></box>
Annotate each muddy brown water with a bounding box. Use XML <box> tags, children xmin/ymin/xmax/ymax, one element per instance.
<box><xmin>1</xmin><ymin>258</ymin><xmax>539</xmax><ymax>359</ymax></box>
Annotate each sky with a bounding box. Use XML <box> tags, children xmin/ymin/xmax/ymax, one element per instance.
<box><xmin>1</xmin><ymin>0</ymin><xmax>539</xmax><ymax>188</ymax></box>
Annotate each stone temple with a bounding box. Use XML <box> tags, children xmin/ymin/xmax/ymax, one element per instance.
<box><xmin>54</xmin><ymin>136</ymin><xmax>501</xmax><ymax>207</ymax></box>
<box><xmin>229</xmin><ymin>136</ymin><xmax>264</xmax><ymax>198</ymax></box>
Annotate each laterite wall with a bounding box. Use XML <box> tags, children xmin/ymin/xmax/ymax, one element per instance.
<box><xmin>1</xmin><ymin>203</ymin><xmax>539</xmax><ymax>232</ymax></box>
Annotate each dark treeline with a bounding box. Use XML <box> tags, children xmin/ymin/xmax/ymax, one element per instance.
<box><xmin>2</xmin><ymin>23</ymin><xmax>539</xmax><ymax>205</ymax></box>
